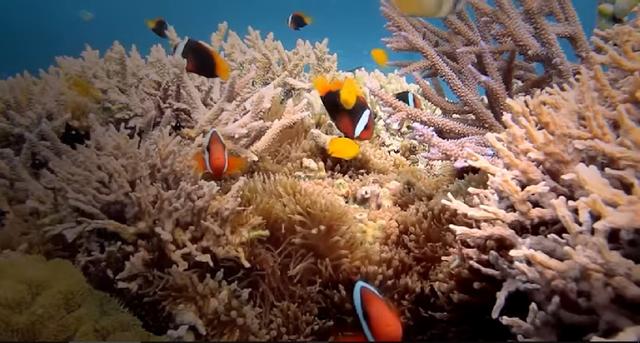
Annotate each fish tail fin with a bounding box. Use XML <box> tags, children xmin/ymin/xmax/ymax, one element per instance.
<box><xmin>192</xmin><ymin>151</ymin><xmax>207</xmax><ymax>174</ymax></box>
<box><xmin>211</xmin><ymin>50</ymin><xmax>230</xmax><ymax>81</ymax></box>
<box><xmin>145</xmin><ymin>18</ymin><xmax>157</xmax><ymax>29</ymax></box>
<box><xmin>304</xmin><ymin>14</ymin><xmax>313</xmax><ymax>24</ymax></box>
<box><xmin>226</xmin><ymin>155</ymin><xmax>248</xmax><ymax>175</ymax></box>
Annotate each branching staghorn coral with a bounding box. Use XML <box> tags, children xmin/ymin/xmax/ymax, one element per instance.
<box><xmin>378</xmin><ymin>0</ymin><xmax>594</xmax><ymax>135</ymax></box>
<box><xmin>3</xmin><ymin>8</ymin><xmax>612</xmax><ymax>340</ymax></box>
<box><xmin>0</xmin><ymin>21</ymin><xmax>342</xmax><ymax>340</ymax></box>
<box><xmin>442</xmin><ymin>13</ymin><xmax>640</xmax><ymax>340</ymax></box>
<box><xmin>2</xmin><ymin>18</ymin><xmax>481</xmax><ymax>341</ymax></box>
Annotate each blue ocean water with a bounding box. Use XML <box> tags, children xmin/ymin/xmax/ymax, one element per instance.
<box><xmin>0</xmin><ymin>0</ymin><xmax>598</xmax><ymax>79</ymax></box>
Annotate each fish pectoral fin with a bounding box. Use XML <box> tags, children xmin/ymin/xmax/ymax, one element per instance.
<box><xmin>226</xmin><ymin>155</ymin><xmax>248</xmax><ymax>175</ymax></box>
<box><xmin>192</xmin><ymin>151</ymin><xmax>206</xmax><ymax>174</ymax></box>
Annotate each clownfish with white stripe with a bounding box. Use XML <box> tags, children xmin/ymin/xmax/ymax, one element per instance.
<box><xmin>331</xmin><ymin>279</ymin><xmax>403</xmax><ymax>342</ymax></box>
<box><xmin>394</xmin><ymin>91</ymin><xmax>422</xmax><ymax>109</ymax></box>
<box><xmin>288</xmin><ymin>12</ymin><xmax>312</xmax><ymax>30</ymax></box>
<box><xmin>313</xmin><ymin>76</ymin><xmax>375</xmax><ymax>140</ymax></box>
<box><xmin>173</xmin><ymin>38</ymin><xmax>230</xmax><ymax>80</ymax></box>
<box><xmin>192</xmin><ymin>128</ymin><xmax>248</xmax><ymax>180</ymax></box>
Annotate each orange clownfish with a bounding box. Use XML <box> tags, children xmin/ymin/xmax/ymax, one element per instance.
<box><xmin>332</xmin><ymin>280</ymin><xmax>403</xmax><ymax>342</ymax></box>
<box><xmin>193</xmin><ymin>128</ymin><xmax>247</xmax><ymax>180</ymax></box>
<box><xmin>394</xmin><ymin>91</ymin><xmax>422</xmax><ymax>109</ymax></box>
<box><xmin>174</xmin><ymin>38</ymin><xmax>230</xmax><ymax>80</ymax></box>
<box><xmin>313</xmin><ymin>76</ymin><xmax>376</xmax><ymax>140</ymax></box>
<box><xmin>288</xmin><ymin>12</ymin><xmax>312</xmax><ymax>30</ymax></box>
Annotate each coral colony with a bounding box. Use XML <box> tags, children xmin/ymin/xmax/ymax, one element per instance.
<box><xmin>1</xmin><ymin>1</ymin><xmax>639</xmax><ymax>341</ymax></box>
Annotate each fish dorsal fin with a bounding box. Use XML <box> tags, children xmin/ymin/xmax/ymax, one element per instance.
<box><xmin>313</xmin><ymin>75</ymin><xmax>330</xmax><ymax>96</ymax></box>
<box><xmin>340</xmin><ymin>78</ymin><xmax>361</xmax><ymax>110</ymax></box>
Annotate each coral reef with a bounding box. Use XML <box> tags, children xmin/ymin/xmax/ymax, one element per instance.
<box><xmin>380</xmin><ymin>0</ymin><xmax>593</xmax><ymax>128</ymax></box>
<box><xmin>0</xmin><ymin>20</ymin><xmax>471</xmax><ymax>340</ymax></box>
<box><xmin>442</xmin><ymin>12</ymin><xmax>640</xmax><ymax>341</ymax></box>
<box><xmin>0</xmin><ymin>252</ymin><xmax>160</xmax><ymax>341</ymax></box>
<box><xmin>0</xmin><ymin>2</ymin><xmax>637</xmax><ymax>342</ymax></box>
<box><xmin>0</xmin><ymin>22</ymin><xmax>340</xmax><ymax>340</ymax></box>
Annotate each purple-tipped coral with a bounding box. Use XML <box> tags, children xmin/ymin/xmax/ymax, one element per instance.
<box><xmin>379</xmin><ymin>0</ymin><xmax>593</xmax><ymax>127</ymax></box>
<box><xmin>443</xmin><ymin>12</ymin><xmax>640</xmax><ymax>341</ymax></box>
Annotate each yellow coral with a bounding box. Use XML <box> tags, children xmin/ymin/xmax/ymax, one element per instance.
<box><xmin>65</xmin><ymin>75</ymin><xmax>101</xmax><ymax>101</ymax></box>
<box><xmin>0</xmin><ymin>253</ymin><xmax>161</xmax><ymax>341</ymax></box>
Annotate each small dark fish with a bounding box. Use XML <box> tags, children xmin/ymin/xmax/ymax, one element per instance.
<box><xmin>145</xmin><ymin>17</ymin><xmax>168</xmax><ymax>38</ymax></box>
<box><xmin>30</xmin><ymin>152</ymin><xmax>47</xmax><ymax>171</ymax></box>
<box><xmin>171</xmin><ymin>120</ymin><xmax>184</xmax><ymax>133</ymax></box>
<box><xmin>347</xmin><ymin>66</ymin><xmax>364</xmax><ymax>73</ymax></box>
<box><xmin>394</xmin><ymin>91</ymin><xmax>422</xmax><ymax>109</ymax></box>
<box><xmin>60</xmin><ymin>123</ymin><xmax>90</xmax><ymax>149</ymax></box>
<box><xmin>0</xmin><ymin>208</ymin><xmax>6</xmax><ymax>227</ymax></box>
<box><xmin>174</xmin><ymin>38</ymin><xmax>230</xmax><ymax>80</ymax></box>
<box><xmin>288</xmin><ymin>12</ymin><xmax>312</xmax><ymax>30</ymax></box>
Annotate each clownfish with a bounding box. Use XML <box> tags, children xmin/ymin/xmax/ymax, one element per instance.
<box><xmin>288</xmin><ymin>12</ymin><xmax>312</xmax><ymax>30</ymax></box>
<box><xmin>145</xmin><ymin>17</ymin><xmax>168</xmax><ymax>38</ymax></box>
<box><xmin>313</xmin><ymin>76</ymin><xmax>375</xmax><ymax>140</ymax></box>
<box><xmin>332</xmin><ymin>280</ymin><xmax>403</xmax><ymax>342</ymax></box>
<box><xmin>391</xmin><ymin>0</ymin><xmax>466</xmax><ymax>17</ymax></box>
<box><xmin>174</xmin><ymin>38</ymin><xmax>230</xmax><ymax>80</ymax></box>
<box><xmin>370</xmin><ymin>48</ymin><xmax>388</xmax><ymax>68</ymax></box>
<box><xmin>394</xmin><ymin>91</ymin><xmax>422</xmax><ymax>109</ymax></box>
<box><xmin>327</xmin><ymin>136</ymin><xmax>360</xmax><ymax>160</ymax></box>
<box><xmin>193</xmin><ymin>128</ymin><xmax>248</xmax><ymax>180</ymax></box>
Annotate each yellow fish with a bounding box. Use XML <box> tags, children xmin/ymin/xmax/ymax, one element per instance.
<box><xmin>370</xmin><ymin>48</ymin><xmax>388</xmax><ymax>68</ymax></box>
<box><xmin>327</xmin><ymin>137</ymin><xmax>360</xmax><ymax>160</ymax></box>
<box><xmin>391</xmin><ymin>0</ymin><xmax>465</xmax><ymax>17</ymax></box>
